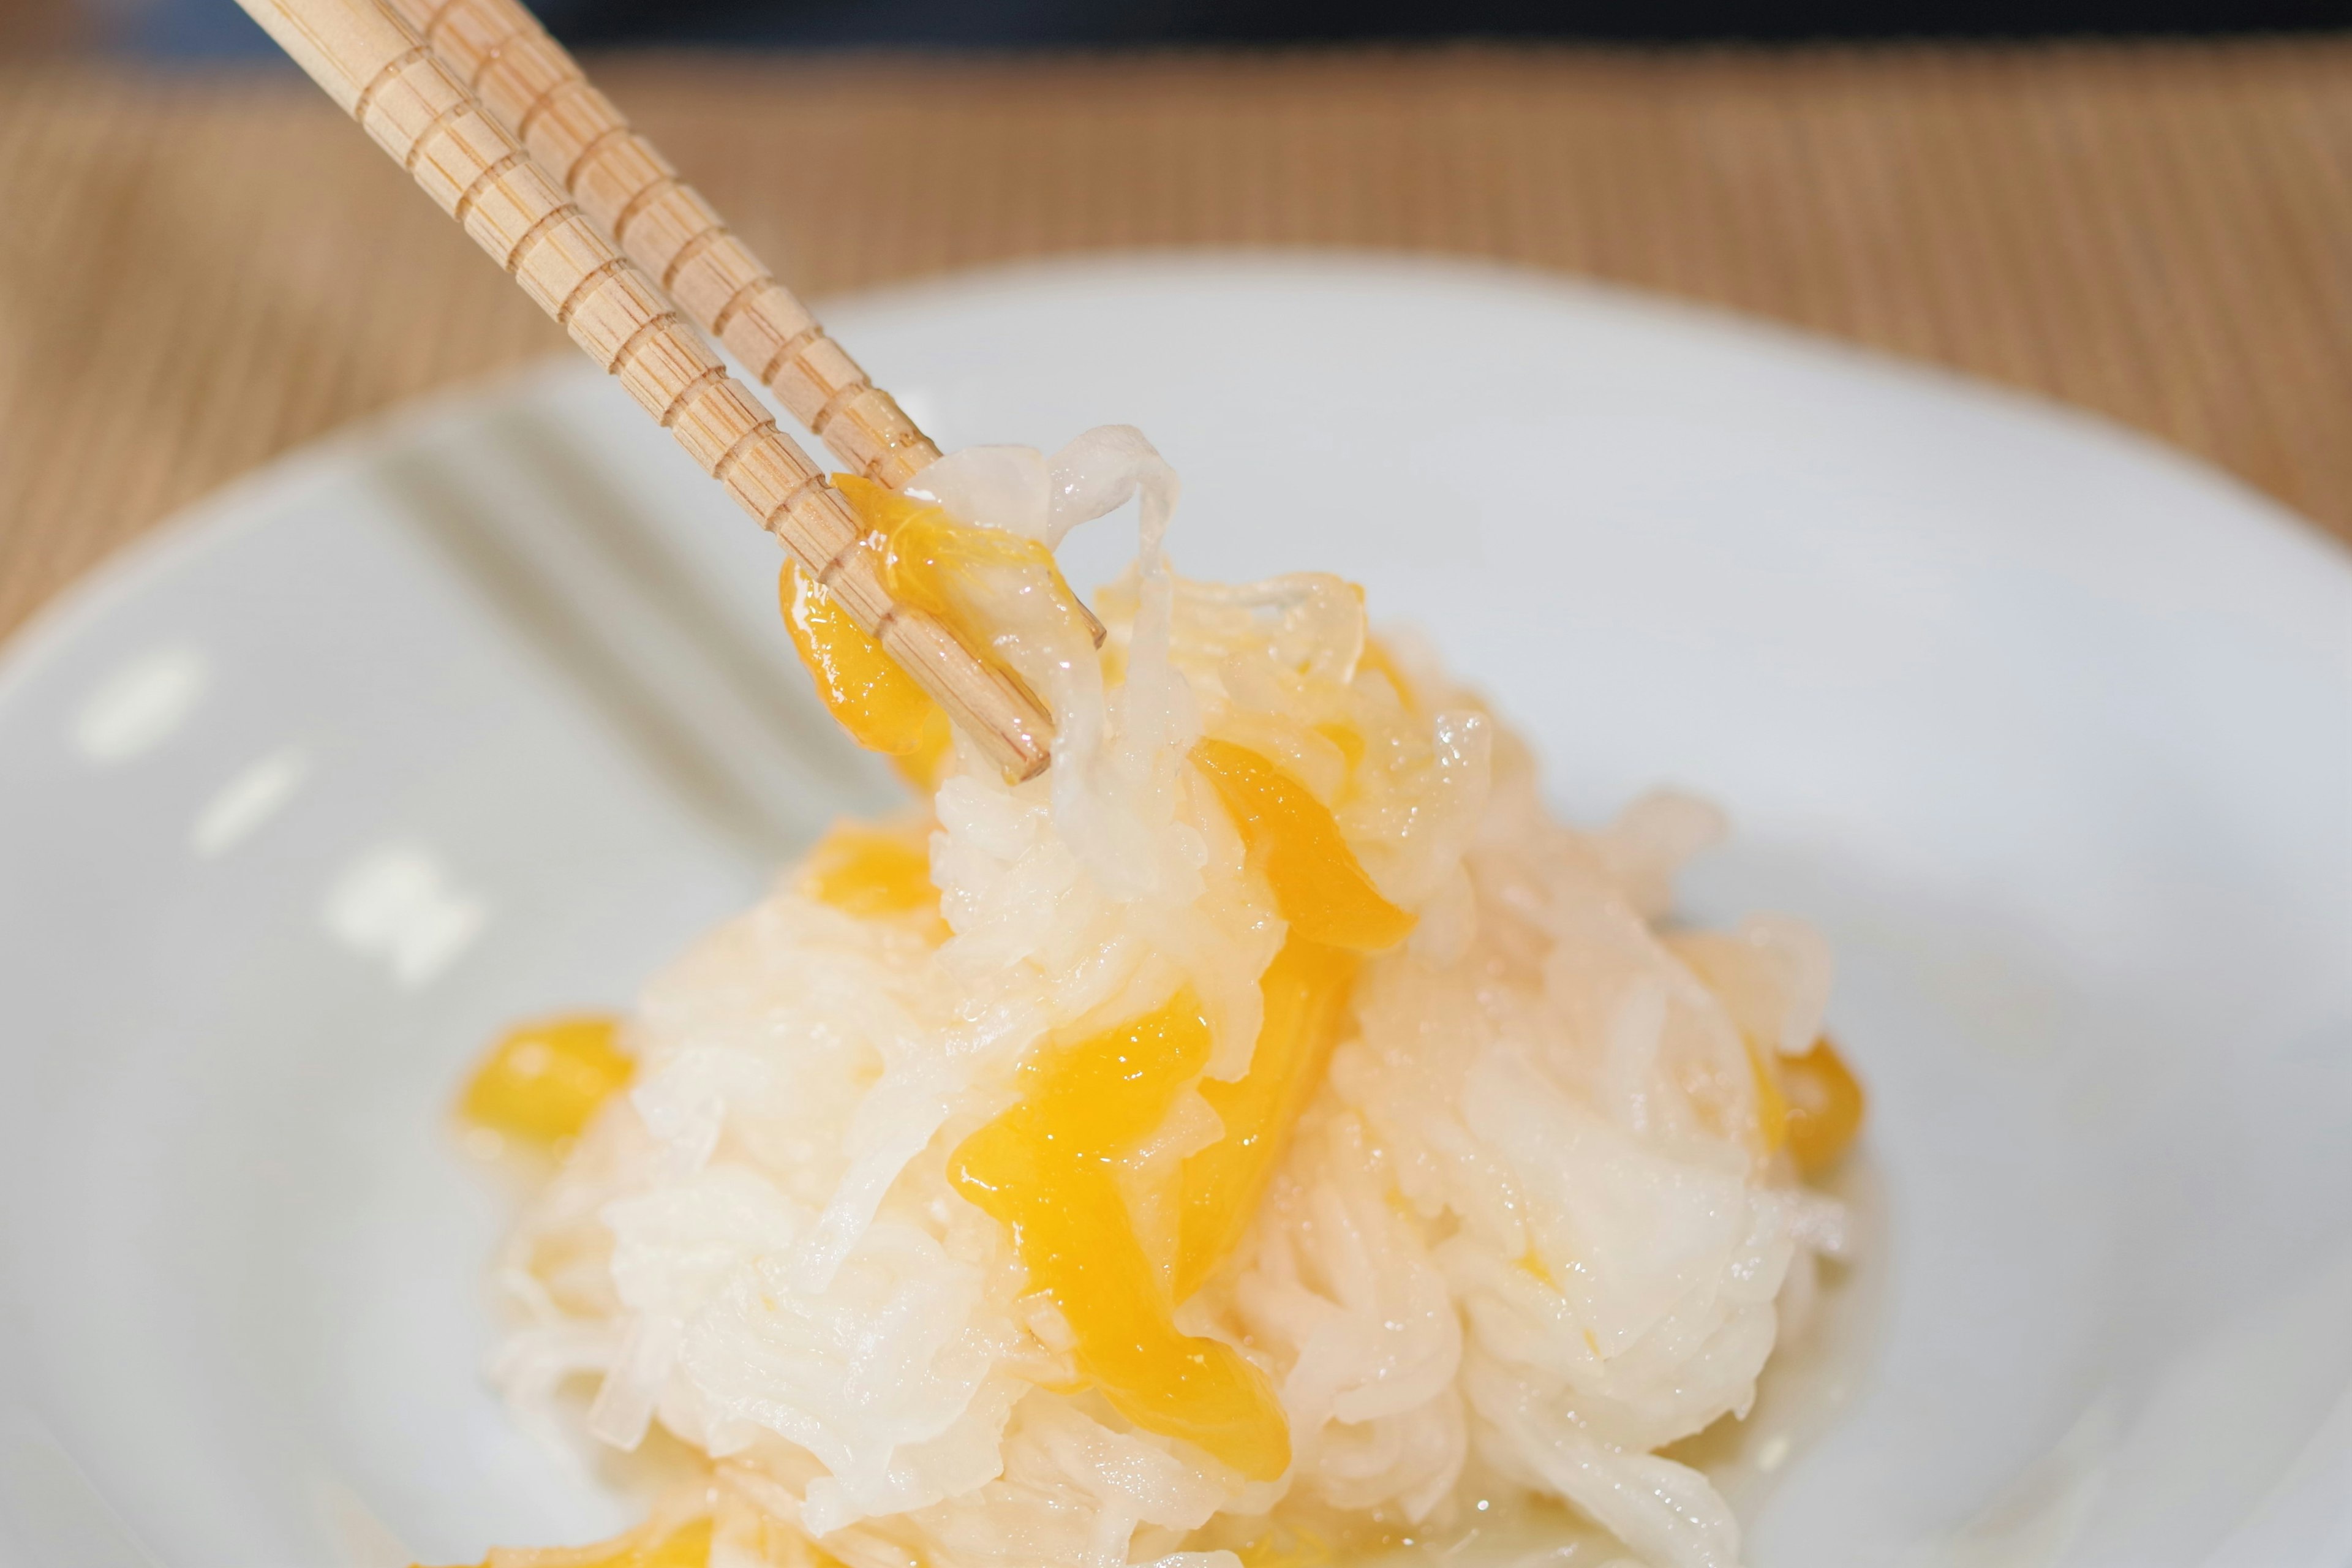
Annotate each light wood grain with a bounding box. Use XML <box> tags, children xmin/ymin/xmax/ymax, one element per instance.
<box><xmin>377</xmin><ymin>0</ymin><xmax>1106</xmax><ymax>648</ymax></box>
<box><xmin>230</xmin><ymin>0</ymin><xmax>1052</xmax><ymax>778</ymax></box>
<box><xmin>377</xmin><ymin>0</ymin><xmax>941</xmax><ymax>491</ymax></box>
<box><xmin>1</xmin><ymin>45</ymin><xmax>2346</xmax><ymax>663</ymax></box>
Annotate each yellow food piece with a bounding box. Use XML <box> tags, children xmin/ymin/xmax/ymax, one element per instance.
<box><xmin>833</xmin><ymin>474</ymin><xmax>1088</xmax><ymax>663</ymax></box>
<box><xmin>949</xmin><ymin>990</ymin><xmax>1291</xmax><ymax>1480</ymax></box>
<box><xmin>717</xmin><ymin>1511</ymin><xmax>848</xmax><ymax>1568</ymax></box>
<box><xmin>1177</xmin><ymin>937</ymin><xmax>1361</xmax><ymax>1298</ymax></box>
<box><xmin>829</xmin><ymin>471</ymin><xmax>940</xmax><ymax>545</ymax></box>
<box><xmin>428</xmin><ymin>1515</ymin><xmax>714</xmax><ymax>1568</ymax></box>
<box><xmin>624</xmin><ymin>1520</ymin><xmax>713</xmax><ymax>1568</ymax></box>
<box><xmin>459</xmin><ymin>1016</ymin><xmax>632</xmax><ymax>1146</ymax></box>
<box><xmin>800</xmin><ymin>821</ymin><xmax>940</xmax><ymax>918</ymax></box>
<box><xmin>778</xmin><ymin>559</ymin><xmax>952</xmax><ymax>788</ymax></box>
<box><xmin>1746</xmin><ymin>1039</ymin><xmax>1790</xmax><ymax>1156</ymax></box>
<box><xmin>1189</xmin><ymin>739</ymin><xmax>1416</xmax><ymax>951</ymax></box>
<box><xmin>888</xmin><ymin>709</ymin><xmax>956</xmax><ymax>793</ymax></box>
<box><xmin>1782</xmin><ymin>1035</ymin><xmax>1865</xmax><ymax>1174</ymax></box>
<box><xmin>1169</xmin><ymin>741</ymin><xmax>1415</xmax><ymax>1295</ymax></box>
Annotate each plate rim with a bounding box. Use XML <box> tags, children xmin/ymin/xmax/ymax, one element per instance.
<box><xmin>2</xmin><ymin>249</ymin><xmax>2348</xmax><ymax>1567</ymax></box>
<box><xmin>7</xmin><ymin>249</ymin><xmax>2348</xmax><ymax>723</ymax></box>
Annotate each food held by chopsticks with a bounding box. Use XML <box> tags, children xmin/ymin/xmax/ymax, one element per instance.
<box><xmin>235</xmin><ymin>0</ymin><xmax>1052</xmax><ymax>779</ymax></box>
<box><xmin>224</xmin><ymin>1</ymin><xmax>1865</xmax><ymax>1563</ymax></box>
<box><xmin>456</xmin><ymin>429</ymin><xmax>1864</xmax><ymax>1568</ymax></box>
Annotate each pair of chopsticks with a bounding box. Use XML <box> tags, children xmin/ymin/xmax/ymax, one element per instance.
<box><xmin>235</xmin><ymin>0</ymin><xmax>1056</xmax><ymax>780</ymax></box>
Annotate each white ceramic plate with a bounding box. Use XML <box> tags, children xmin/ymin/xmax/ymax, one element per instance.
<box><xmin>1</xmin><ymin>256</ymin><xmax>2347</xmax><ymax>1568</ymax></box>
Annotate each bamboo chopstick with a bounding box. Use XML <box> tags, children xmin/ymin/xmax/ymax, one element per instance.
<box><xmin>377</xmin><ymin>0</ymin><xmax>1106</xmax><ymax>647</ymax></box>
<box><xmin>378</xmin><ymin>0</ymin><xmax>935</xmax><ymax>491</ymax></box>
<box><xmin>232</xmin><ymin>0</ymin><xmax>1054</xmax><ymax>780</ymax></box>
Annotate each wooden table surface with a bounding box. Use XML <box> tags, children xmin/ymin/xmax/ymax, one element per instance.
<box><xmin>1</xmin><ymin>42</ymin><xmax>2348</xmax><ymax>641</ymax></box>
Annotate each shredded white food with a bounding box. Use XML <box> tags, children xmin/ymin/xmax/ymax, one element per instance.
<box><xmin>484</xmin><ymin>429</ymin><xmax>1850</xmax><ymax>1568</ymax></box>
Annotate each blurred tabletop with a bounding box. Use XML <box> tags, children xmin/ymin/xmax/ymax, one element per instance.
<box><xmin>2</xmin><ymin>42</ymin><xmax>2349</xmax><ymax>641</ymax></box>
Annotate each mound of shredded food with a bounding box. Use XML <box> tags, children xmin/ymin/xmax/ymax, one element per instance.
<box><xmin>451</xmin><ymin>428</ymin><xmax>1864</xmax><ymax>1568</ymax></box>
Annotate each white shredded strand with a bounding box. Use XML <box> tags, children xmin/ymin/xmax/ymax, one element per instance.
<box><xmin>484</xmin><ymin>434</ymin><xmax>1855</xmax><ymax>1568</ymax></box>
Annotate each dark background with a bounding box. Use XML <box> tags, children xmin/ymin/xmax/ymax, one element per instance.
<box><xmin>19</xmin><ymin>0</ymin><xmax>2352</xmax><ymax>57</ymax></box>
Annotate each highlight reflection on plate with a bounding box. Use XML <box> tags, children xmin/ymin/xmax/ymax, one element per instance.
<box><xmin>0</xmin><ymin>256</ymin><xmax>2346</xmax><ymax>1568</ymax></box>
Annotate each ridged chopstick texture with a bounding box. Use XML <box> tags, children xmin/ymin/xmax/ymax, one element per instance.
<box><xmin>230</xmin><ymin>0</ymin><xmax>1054</xmax><ymax>778</ymax></box>
<box><xmin>2</xmin><ymin>45</ymin><xmax>2347</xmax><ymax>650</ymax></box>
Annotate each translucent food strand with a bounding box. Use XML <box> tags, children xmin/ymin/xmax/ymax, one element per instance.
<box><xmin>459</xmin><ymin>1016</ymin><xmax>632</xmax><ymax>1146</ymax></box>
<box><xmin>949</xmin><ymin>990</ymin><xmax>1292</xmax><ymax>1480</ymax></box>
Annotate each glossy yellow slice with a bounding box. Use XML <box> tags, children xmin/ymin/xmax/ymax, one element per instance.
<box><xmin>949</xmin><ymin>990</ymin><xmax>1291</xmax><ymax>1480</ymax></box>
<box><xmin>1782</xmin><ymin>1035</ymin><xmax>1866</xmax><ymax>1174</ymax></box>
<box><xmin>1170</xmin><ymin>742</ymin><xmax>1414</xmax><ymax>1295</ymax></box>
<box><xmin>799</xmin><ymin>821</ymin><xmax>940</xmax><ymax>918</ymax></box>
<box><xmin>1189</xmin><ymin>739</ymin><xmax>1415</xmax><ymax>951</ymax></box>
<box><xmin>1177</xmin><ymin>936</ymin><xmax>1360</xmax><ymax>1298</ymax></box>
<box><xmin>459</xmin><ymin>1015</ymin><xmax>631</xmax><ymax>1146</ymax></box>
<box><xmin>778</xmin><ymin>559</ymin><xmax>952</xmax><ymax>788</ymax></box>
